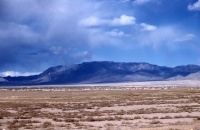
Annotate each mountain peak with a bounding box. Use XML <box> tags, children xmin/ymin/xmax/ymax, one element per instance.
<box><xmin>1</xmin><ymin>61</ymin><xmax>200</xmax><ymax>85</ymax></box>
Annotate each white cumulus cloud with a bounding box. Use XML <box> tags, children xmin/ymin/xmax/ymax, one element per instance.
<box><xmin>112</xmin><ymin>15</ymin><xmax>136</xmax><ymax>26</ymax></box>
<box><xmin>140</xmin><ymin>23</ymin><xmax>157</xmax><ymax>31</ymax></box>
<box><xmin>80</xmin><ymin>15</ymin><xmax>136</xmax><ymax>27</ymax></box>
<box><xmin>188</xmin><ymin>0</ymin><xmax>200</xmax><ymax>11</ymax></box>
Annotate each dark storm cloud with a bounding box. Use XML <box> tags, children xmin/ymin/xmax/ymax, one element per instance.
<box><xmin>1</xmin><ymin>0</ymin><xmax>200</xmax><ymax>75</ymax></box>
<box><xmin>0</xmin><ymin>0</ymin><xmax>93</xmax><ymax>72</ymax></box>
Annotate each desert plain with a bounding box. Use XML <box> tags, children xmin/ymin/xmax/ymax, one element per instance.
<box><xmin>0</xmin><ymin>83</ymin><xmax>200</xmax><ymax>130</ymax></box>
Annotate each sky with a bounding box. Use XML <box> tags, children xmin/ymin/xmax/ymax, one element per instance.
<box><xmin>0</xmin><ymin>0</ymin><xmax>200</xmax><ymax>76</ymax></box>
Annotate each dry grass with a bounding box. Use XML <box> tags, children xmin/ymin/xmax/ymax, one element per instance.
<box><xmin>42</xmin><ymin>121</ymin><xmax>52</xmax><ymax>128</ymax></box>
<box><xmin>0</xmin><ymin>87</ymin><xmax>200</xmax><ymax>129</ymax></box>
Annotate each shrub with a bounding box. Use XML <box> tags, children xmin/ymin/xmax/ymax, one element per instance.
<box><xmin>42</xmin><ymin>122</ymin><xmax>52</xmax><ymax>128</ymax></box>
<box><xmin>134</xmin><ymin>116</ymin><xmax>141</xmax><ymax>119</ymax></box>
<box><xmin>150</xmin><ymin>120</ymin><xmax>162</xmax><ymax>124</ymax></box>
<box><xmin>85</xmin><ymin>117</ymin><xmax>96</xmax><ymax>122</ymax></box>
<box><xmin>160</xmin><ymin>116</ymin><xmax>172</xmax><ymax>119</ymax></box>
<box><xmin>152</xmin><ymin>116</ymin><xmax>158</xmax><ymax>119</ymax></box>
<box><xmin>65</xmin><ymin>118</ymin><xmax>76</xmax><ymax>122</ymax></box>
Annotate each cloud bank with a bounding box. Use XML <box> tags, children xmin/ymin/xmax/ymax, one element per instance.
<box><xmin>0</xmin><ymin>0</ymin><xmax>93</xmax><ymax>73</ymax></box>
<box><xmin>0</xmin><ymin>71</ymin><xmax>40</xmax><ymax>77</ymax></box>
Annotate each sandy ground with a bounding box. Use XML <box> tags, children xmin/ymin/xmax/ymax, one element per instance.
<box><xmin>0</xmin><ymin>86</ymin><xmax>200</xmax><ymax>130</ymax></box>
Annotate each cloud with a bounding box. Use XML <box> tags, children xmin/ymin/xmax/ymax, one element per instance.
<box><xmin>0</xmin><ymin>71</ymin><xmax>40</xmax><ymax>77</ymax></box>
<box><xmin>85</xmin><ymin>27</ymin><xmax>132</xmax><ymax>48</ymax></box>
<box><xmin>136</xmin><ymin>26</ymin><xmax>178</xmax><ymax>48</ymax></box>
<box><xmin>140</xmin><ymin>23</ymin><xmax>157</xmax><ymax>31</ymax></box>
<box><xmin>48</xmin><ymin>46</ymin><xmax>67</xmax><ymax>55</ymax></box>
<box><xmin>87</xmin><ymin>29</ymin><xmax>120</xmax><ymax>47</ymax></box>
<box><xmin>1</xmin><ymin>0</ymin><xmax>198</xmax><ymax>73</ymax></box>
<box><xmin>133</xmin><ymin>0</ymin><xmax>151</xmax><ymax>5</ymax></box>
<box><xmin>105</xmin><ymin>29</ymin><xmax>130</xmax><ymax>37</ymax></box>
<box><xmin>80</xmin><ymin>15</ymin><xmax>160</xmax><ymax>48</ymax></box>
<box><xmin>0</xmin><ymin>22</ymin><xmax>39</xmax><ymax>46</ymax></box>
<box><xmin>188</xmin><ymin>0</ymin><xmax>200</xmax><ymax>11</ymax></box>
<box><xmin>80</xmin><ymin>15</ymin><xmax>136</xmax><ymax>27</ymax></box>
<box><xmin>135</xmin><ymin>26</ymin><xmax>197</xmax><ymax>51</ymax></box>
<box><xmin>112</xmin><ymin>15</ymin><xmax>136</xmax><ymax>26</ymax></box>
<box><xmin>79</xmin><ymin>16</ymin><xmax>108</xmax><ymax>27</ymax></box>
<box><xmin>121</xmin><ymin>0</ymin><xmax>130</xmax><ymax>3</ymax></box>
<box><xmin>1</xmin><ymin>0</ymin><xmax>140</xmax><ymax>73</ymax></box>
<box><xmin>0</xmin><ymin>0</ymin><xmax>93</xmax><ymax>72</ymax></box>
<box><xmin>174</xmin><ymin>34</ymin><xmax>195</xmax><ymax>42</ymax></box>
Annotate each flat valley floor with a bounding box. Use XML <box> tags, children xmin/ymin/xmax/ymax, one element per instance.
<box><xmin>0</xmin><ymin>87</ymin><xmax>200</xmax><ymax>130</ymax></box>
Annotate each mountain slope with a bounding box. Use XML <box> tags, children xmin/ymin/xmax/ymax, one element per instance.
<box><xmin>32</xmin><ymin>61</ymin><xmax>172</xmax><ymax>84</ymax></box>
<box><xmin>1</xmin><ymin>61</ymin><xmax>200</xmax><ymax>85</ymax></box>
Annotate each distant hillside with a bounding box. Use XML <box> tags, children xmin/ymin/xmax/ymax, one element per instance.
<box><xmin>1</xmin><ymin>61</ymin><xmax>200</xmax><ymax>86</ymax></box>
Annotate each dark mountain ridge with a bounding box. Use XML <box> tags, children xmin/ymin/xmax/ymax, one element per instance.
<box><xmin>1</xmin><ymin>61</ymin><xmax>200</xmax><ymax>86</ymax></box>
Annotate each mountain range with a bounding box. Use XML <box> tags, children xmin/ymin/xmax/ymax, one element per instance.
<box><xmin>1</xmin><ymin>61</ymin><xmax>200</xmax><ymax>86</ymax></box>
